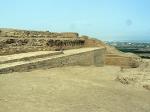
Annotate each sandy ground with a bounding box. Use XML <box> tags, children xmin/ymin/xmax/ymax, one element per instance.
<box><xmin>116</xmin><ymin>59</ymin><xmax>150</xmax><ymax>89</ymax></box>
<box><xmin>0</xmin><ymin>65</ymin><xmax>150</xmax><ymax>112</ymax></box>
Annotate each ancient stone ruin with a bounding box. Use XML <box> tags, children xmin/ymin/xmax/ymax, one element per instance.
<box><xmin>0</xmin><ymin>29</ymin><xmax>86</xmax><ymax>55</ymax></box>
<box><xmin>0</xmin><ymin>28</ymin><xmax>141</xmax><ymax>73</ymax></box>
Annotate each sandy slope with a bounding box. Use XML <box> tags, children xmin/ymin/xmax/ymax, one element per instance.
<box><xmin>0</xmin><ymin>65</ymin><xmax>150</xmax><ymax>112</ymax></box>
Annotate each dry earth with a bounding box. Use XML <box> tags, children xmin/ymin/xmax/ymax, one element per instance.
<box><xmin>116</xmin><ymin>59</ymin><xmax>150</xmax><ymax>90</ymax></box>
<box><xmin>0</xmin><ymin>63</ymin><xmax>150</xmax><ymax>112</ymax></box>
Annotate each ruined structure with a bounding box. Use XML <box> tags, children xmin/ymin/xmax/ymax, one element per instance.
<box><xmin>0</xmin><ymin>29</ymin><xmax>86</xmax><ymax>55</ymax></box>
<box><xmin>0</xmin><ymin>28</ymin><xmax>141</xmax><ymax>69</ymax></box>
<box><xmin>0</xmin><ymin>48</ymin><xmax>105</xmax><ymax>74</ymax></box>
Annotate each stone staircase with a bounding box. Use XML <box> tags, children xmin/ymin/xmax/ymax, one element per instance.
<box><xmin>0</xmin><ymin>47</ymin><xmax>105</xmax><ymax>74</ymax></box>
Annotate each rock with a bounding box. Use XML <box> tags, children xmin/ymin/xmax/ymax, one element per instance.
<box><xmin>143</xmin><ymin>84</ymin><xmax>150</xmax><ymax>91</ymax></box>
<box><xmin>116</xmin><ymin>75</ymin><xmax>138</xmax><ymax>85</ymax></box>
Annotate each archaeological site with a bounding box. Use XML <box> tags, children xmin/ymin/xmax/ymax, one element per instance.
<box><xmin>1</xmin><ymin>0</ymin><xmax>150</xmax><ymax>111</ymax></box>
<box><xmin>1</xmin><ymin>28</ymin><xmax>150</xmax><ymax>112</ymax></box>
<box><xmin>0</xmin><ymin>28</ymin><xmax>141</xmax><ymax>74</ymax></box>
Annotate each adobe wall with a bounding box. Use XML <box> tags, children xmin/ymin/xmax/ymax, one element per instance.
<box><xmin>0</xmin><ymin>29</ymin><xmax>78</xmax><ymax>38</ymax></box>
<box><xmin>0</xmin><ymin>28</ymin><xmax>141</xmax><ymax>68</ymax></box>
<box><xmin>0</xmin><ymin>29</ymin><xmax>106</xmax><ymax>55</ymax></box>
<box><xmin>0</xmin><ymin>38</ymin><xmax>85</xmax><ymax>55</ymax></box>
<box><xmin>0</xmin><ymin>48</ymin><xmax>105</xmax><ymax>74</ymax></box>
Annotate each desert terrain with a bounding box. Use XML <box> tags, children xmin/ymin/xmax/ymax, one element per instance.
<box><xmin>0</xmin><ymin>60</ymin><xmax>150</xmax><ymax>112</ymax></box>
<box><xmin>1</xmin><ymin>0</ymin><xmax>150</xmax><ymax>111</ymax></box>
<box><xmin>0</xmin><ymin>28</ymin><xmax>149</xmax><ymax>112</ymax></box>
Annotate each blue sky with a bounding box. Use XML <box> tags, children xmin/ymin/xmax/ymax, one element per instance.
<box><xmin>0</xmin><ymin>0</ymin><xmax>150</xmax><ymax>41</ymax></box>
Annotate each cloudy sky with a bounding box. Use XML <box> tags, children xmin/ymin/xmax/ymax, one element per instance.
<box><xmin>0</xmin><ymin>0</ymin><xmax>150</xmax><ymax>41</ymax></box>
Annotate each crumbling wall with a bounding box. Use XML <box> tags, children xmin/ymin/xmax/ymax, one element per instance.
<box><xmin>0</xmin><ymin>29</ymin><xmax>84</xmax><ymax>55</ymax></box>
<box><xmin>0</xmin><ymin>28</ymin><xmax>141</xmax><ymax>68</ymax></box>
<box><xmin>0</xmin><ymin>38</ymin><xmax>85</xmax><ymax>55</ymax></box>
<box><xmin>0</xmin><ymin>29</ymin><xmax>78</xmax><ymax>38</ymax></box>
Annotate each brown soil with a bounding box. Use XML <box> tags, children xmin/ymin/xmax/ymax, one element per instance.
<box><xmin>0</xmin><ymin>65</ymin><xmax>150</xmax><ymax>112</ymax></box>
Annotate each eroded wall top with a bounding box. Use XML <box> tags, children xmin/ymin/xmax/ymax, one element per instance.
<box><xmin>0</xmin><ymin>28</ymin><xmax>79</xmax><ymax>38</ymax></box>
